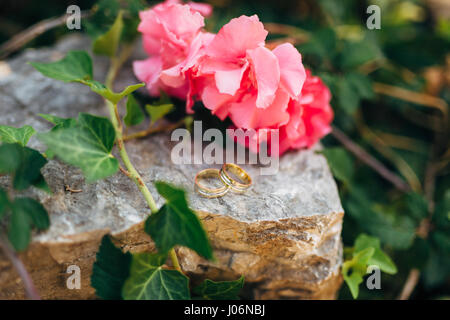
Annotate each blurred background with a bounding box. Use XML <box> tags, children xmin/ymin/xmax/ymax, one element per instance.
<box><xmin>0</xmin><ymin>0</ymin><xmax>449</xmax><ymax>300</ymax></box>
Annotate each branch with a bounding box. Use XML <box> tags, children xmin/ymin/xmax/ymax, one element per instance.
<box><xmin>0</xmin><ymin>234</ymin><xmax>40</xmax><ymax>300</ymax></box>
<box><xmin>397</xmin><ymin>269</ymin><xmax>420</xmax><ymax>300</ymax></box>
<box><xmin>331</xmin><ymin>125</ymin><xmax>411</xmax><ymax>192</ymax></box>
<box><xmin>123</xmin><ymin>119</ymin><xmax>186</xmax><ymax>141</ymax></box>
<box><xmin>373</xmin><ymin>83</ymin><xmax>448</xmax><ymax>120</ymax></box>
<box><xmin>0</xmin><ymin>11</ymin><xmax>90</xmax><ymax>59</ymax></box>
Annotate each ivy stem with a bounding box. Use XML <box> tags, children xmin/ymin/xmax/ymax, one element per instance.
<box><xmin>105</xmin><ymin>43</ymin><xmax>135</xmax><ymax>89</ymax></box>
<box><xmin>106</xmin><ymin>101</ymin><xmax>182</xmax><ymax>272</ymax></box>
<box><xmin>107</xmin><ymin>101</ymin><xmax>157</xmax><ymax>213</ymax></box>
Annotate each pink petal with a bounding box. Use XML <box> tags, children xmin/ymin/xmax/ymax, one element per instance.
<box><xmin>206</xmin><ymin>15</ymin><xmax>268</xmax><ymax>60</ymax></box>
<box><xmin>201</xmin><ymin>84</ymin><xmax>233</xmax><ymax>120</ymax></box>
<box><xmin>214</xmin><ymin>62</ymin><xmax>249</xmax><ymax>95</ymax></box>
<box><xmin>246</xmin><ymin>46</ymin><xmax>280</xmax><ymax>108</ymax></box>
<box><xmin>273</xmin><ymin>43</ymin><xmax>306</xmax><ymax>97</ymax></box>
<box><xmin>228</xmin><ymin>94</ymin><xmax>258</xmax><ymax>128</ymax></box>
<box><xmin>133</xmin><ymin>57</ymin><xmax>162</xmax><ymax>96</ymax></box>
<box><xmin>188</xmin><ymin>1</ymin><xmax>213</xmax><ymax>16</ymax></box>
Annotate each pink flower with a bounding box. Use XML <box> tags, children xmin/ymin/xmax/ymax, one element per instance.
<box><xmin>277</xmin><ymin>70</ymin><xmax>333</xmax><ymax>154</ymax></box>
<box><xmin>192</xmin><ymin>15</ymin><xmax>307</xmax><ymax>127</ymax></box>
<box><xmin>133</xmin><ymin>7</ymin><xmax>334</xmax><ymax>155</ymax></box>
<box><xmin>228</xmin><ymin>70</ymin><xmax>333</xmax><ymax>156</ymax></box>
<box><xmin>133</xmin><ymin>1</ymin><xmax>212</xmax><ymax>98</ymax></box>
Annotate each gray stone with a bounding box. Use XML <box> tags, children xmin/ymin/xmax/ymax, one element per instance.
<box><xmin>0</xmin><ymin>35</ymin><xmax>344</xmax><ymax>299</ymax></box>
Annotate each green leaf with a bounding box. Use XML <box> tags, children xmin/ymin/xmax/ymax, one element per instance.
<box><xmin>193</xmin><ymin>276</ymin><xmax>244</xmax><ymax>300</ymax></box>
<box><xmin>0</xmin><ymin>144</ymin><xmax>48</xmax><ymax>191</ymax></box>
<box><xmin>433</xmin><ymin>190</ymin><xmax>450</xmax><ymax>230</ymax></box>
<box><xmin>91</xmin><ymin>235</ymin><xmax>132</xmax><ymax>300</ymax></box>
<box><xmin>337</xmin><ymin>77</ymin><xmax>360</xmax><ymax>114</ymax></box>
<box><xmin>37</xmin><ymin>113</ymin><xmax>119</xmax><ymax>183</ymax></box>
<box><xmin>0</xmin><ymin>125</ymin><xmax>36</xmax><ymax>146</ymax></box>
<box><xmin>30</xmin><ymin>51</ymin><xmax>143</xmax><ymax>105</ymax></box>
<box><xmin>86</xmin><ymin>80</ymin><xmax>145</xmax><ymax>104</ymax></box>
<box><xmin>39</xmin><ymin>114</ymin><xmax>77</xmax><ymax>131</ymax></box>
<box><xmin>29</xmin><ymin>51</ymin><xmax>93</xmax><ymax>82</ymax></box>
<box><xmin>0</xmin><ymin>188</ymin><xmax>9</xmax><ymax>219</ymax></box>
<box><xmin>345</xmin><ymin>189</ymin><xmax>416</xmax><ymax>249</ymax></box>
<box><xmin>13</xmin><ymin>147</ymin><xmax>48</xmax><ymax>191</ymax></box>
<box><xmin>0</xmin><ymin>143</ymin><xmax>23</xmax><ymax>173</ymax></box>
<box><xmin>93</xmin><ymin>10</ymin><xmax>124</xmax><ymax>57</ymax></box>
<box><xmin>15</xmin><ymin>198</ymin><xmax>50</xmax><ymax>230</ymax></box>
<box><xmin>405</xmin><ymin>192</ymin><xmax>428</xmax><ymax>221</ymax></box>
<box><xmin>122</xmin><ymin>253</ymin><xmax>190</xmax><ymax>300</ymax></box>
<box><xmin>8</xmin><ymin>197</ymin><xmax>49</xmax><ymax>251</ymax></box>
<box><xmin>145</xmin><ymin>103</ymin><xmax>174</xmax><ymax>125</ymax></box>
<box><xmin>346</xmin><ymin>73</ymin><xmax>374</xmax><ymax>100</ymax></box>
<box><xmin>354</xmin><ymin>234</ymin><xmax>397</xmax><ymax>274</ymax></box>
<box><xmin>340</xmin><ymin>40</ymin><xmax>378</xmax><ymax>69</ymax></box>
<box><xmin>145</xmin><ymin>181</ymin><xmax>213</xmax><ymax>260</ymax></box>
<box><xmin>124</xmin><ymin>94</ymin><xmax>145</xmax><ymax>127</ymax></box>
<box><xmin>342</xmin><ymin>247</ymin><xmax>375</xmax><ymax>299</ymax></box>
<box><xmin>8</xmin><ymin>203</ymin><xmax>31</xmax><ymax>251</ymax></box>
<box><xmin>322</xmin><ymin>147</ymin><xmax>354</xmax><ymax>186</ymax></box>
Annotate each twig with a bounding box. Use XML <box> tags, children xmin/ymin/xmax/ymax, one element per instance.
<box><xmin>0</xmin><ymin>11</ymin><xmax>91</xmax><ymax>59</ymax></box>
<box><xmin>397</xmin><ymin>269</ymin><xmax>420</xmax><ymax>300</ymax></box>
<box><xmin>123</xmin><ymin>119</ymin><xmax>186</xmax><ymax>141</ymax></box>
<box><xmin>0</xmin><ymin>234</ymin><xmax>40</xmax><ymax>300</ymax></box>
<box><xmin>373</xmin><ymin>83</ymin><xmax>448</xmax><ymax>119</ymax></box>
<box><xmin>358</xmin><ymin>123</ymin><xmax>422</xmax><ymax>192</ymax></box>
<box><xmin>331</xmin><ymin>125</ymin><xmax>411</xmax><ymax>192</ymax></box>
<box><xmin>65</xmin><ymin>185</ymin><xmax>82</xmax><ymax>193</ymax></box>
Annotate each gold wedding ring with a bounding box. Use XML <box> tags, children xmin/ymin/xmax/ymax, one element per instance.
<box><xmin>219</xmin><ymin>163</ymin><xmax>252</xmax><ymax>193</ymax></box>
<box><xmin>195</xmin><ymin>168</ymin><xmax>230</xmax><ymax>198</ymax></box>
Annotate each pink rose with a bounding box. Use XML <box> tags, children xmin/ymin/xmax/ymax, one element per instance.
<box><xmin>229</xmin><ymin>70</ymin><xmax>333</xmax><ymax>156</ymax></box>
<box><xmin>133</xmin><ymin>1</ymin><xmax>212</xmax><ymax>99</ymax></box>
<box><xmin>192</xmin><ymin>15</ymin><xmax>307</xmax><ymax>128</ymax></box>
<box><xmin>278</xmin><ymin>70</ymin><xmax>333</xmax><ymax>154</ymax></box>
<box><xmin>133</xmin><ymin>6</ymin><xmax>334</xmax><ymax>155</ymax></box>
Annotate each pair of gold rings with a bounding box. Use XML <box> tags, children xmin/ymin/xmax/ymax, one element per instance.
<box><xmin>195</xmin><ymin>163</ymin><xmax>252</xmax><ymax>198</ymax></box>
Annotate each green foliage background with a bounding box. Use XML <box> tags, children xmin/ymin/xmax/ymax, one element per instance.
<box><xmin>1</xmin><ymin>0</ymin><xmax>449</xmax><ymax>300</ymax></box>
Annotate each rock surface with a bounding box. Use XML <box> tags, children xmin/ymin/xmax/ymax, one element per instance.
<box><xmin>0</xmin><ymin>35</ymin><xmax>344</xmax><ymax>299</ymax></box>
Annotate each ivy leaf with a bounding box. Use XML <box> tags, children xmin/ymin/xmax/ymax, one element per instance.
<box><xmin>337</xmin><ymin>76</ymin><xmax>360</xmax><ymax>114</ymax></box>
<box><xmin>0</xmin><ymin>125</ymin><xmax>36</xmax><ymax>146</ymax></box>
<box><xmin>91</xmin><ymin>235</ymin><xmax>131</xmax><ymax>300</ymax></box>
<box><xmin>322</xmin><ymin>147</ymin><xmax>354</xmax><ymax>186</ymax></box>
<box><xmin>354</xmin><ymin>234</ymin><xmax>397</xmax><ymax>274</ymax></box>
<box><xmin>37</xmin><ymin>113</ymin><xmax>119</xmax><ymax>183</ymax></box>
<box><xmin>345</xmin><ymin>189</ymin><xmax>416</xmax><ymax>249</ymax></box>
<box><xmin>346</xmin><ymin>73</ymin><xmax>374</xmax><ymax>100</ymax></box>
<box><xmin>122</xmin><ymin>253</ymin><xmax>190</xmax><ymax>300</ymax></box>
<box><xmin>93</xmin><ymin>10</ymin><xmax>124</xmax><ymax>57</ymax></box>
<box><xmin>8</xmin><ymin>197</ymin><xmax>49</xmax><ymax>251</ymax></box>
<box><xmin>29</xmin><ymin>51</ymin><xmax>93</xmax><ymax>82</ymax></box>
<box><xmin>405</xmin><ymin>192</ymin><xmax>429</xmax><ymax>222</ymax></box>
<box><xmin>124</xmin><ymin>94</ymin><xmax>145</xmax><ymax>127</ymax></box>
<box><xmin>340</xmin><ymin>40</ymin><xmax>378</xmax><ymax>69</ymax></box>
<box><xmin>0</xmin><ymin>188</ymin><xmax>9</xmax><ymax>219</ymax></box>
<box><xmin>145</xmin><ymin>103</ymin><xmax>174</xmax><ymax>125</ymax></box>
<box><xmin>86</xmin><ymin>80</ymin><xmax>145</xmax><ymax>104</ymax></box>
<box><xmin>433</xmin><ymin>190</ymin><xmax>450</xmax><ymax>230</ymax></box>
<box><xmin>193</xmin><ymin>276</ymin><xmax>244</xmax><ymax>300</ymax></box>
<box><xmin>0</xmin><ymin>143</ymin><xmax>48</xmax><ymax>191</ymax></box>
<box><xmin>145</xmin><ymin>181</ymin><xmax>213</xmax><ymax>260</ymax></box>
<box><xmin>342</xmin><ymin>247</ymin><xmax>375</xmax><ymax>299</ymax></box>
<box><xmin>30</xmin><ymin>51</ymin><xmax>143</xmax><ymax>104</ymax></box>
<box><xmin>39</xmin><ymin>113</ymin><xmax>77</xmax><ymax>131</ymax></box>
<box><xmin>13</xmin><ymin>147</ymin><xmax>48</xmax><ymax>191</ymax></box>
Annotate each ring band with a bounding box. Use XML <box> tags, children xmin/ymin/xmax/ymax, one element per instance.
<box><xmin>219</xmin><ymin>163</ymin><xmax>252</xmax><ymax>193</ymax></box>
<box><xmin>195</xmin><ymin>168</ymin><xmax>230</xmax><ymax>198</ymax></box>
